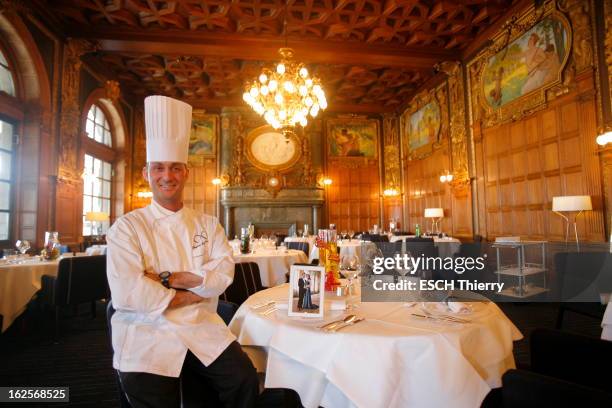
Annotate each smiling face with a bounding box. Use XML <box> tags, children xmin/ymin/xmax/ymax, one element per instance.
<box><xmin>142</xmin><ymin>161</ymin><xmax>189</xmax><ymax>211</ymax></box>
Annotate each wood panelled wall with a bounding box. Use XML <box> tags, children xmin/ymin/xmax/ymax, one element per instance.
<box><xmin>326</xmin><ymin>161</ymin><xmax>380</xmax><ymax>233</ymax></box>
<box><xmin>474</xmin><ymin>71</ymin><xmax>606</xmax><ymax>242</ymax></box>
<box><xmin>183</xmin><ymin>161</ymin><xmax>218</xmax><ymax>218</ymax></box>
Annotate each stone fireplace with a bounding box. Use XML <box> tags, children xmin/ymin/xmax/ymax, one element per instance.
<box><xmin>220</xmin><ymin>187</ymin><xmax>324</xmax><ymax>238</ymax></box>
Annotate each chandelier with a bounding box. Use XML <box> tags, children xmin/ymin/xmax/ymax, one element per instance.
<box><xmin>243</xmin><ymin>48</ymin><xmax>327</xmax><ymax>133</ymax></box>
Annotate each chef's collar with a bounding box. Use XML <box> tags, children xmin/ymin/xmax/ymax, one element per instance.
<box><xmin>150</xmin><ymin>198</ymin><xmax>185</xmax><ymax>220</ymax></box>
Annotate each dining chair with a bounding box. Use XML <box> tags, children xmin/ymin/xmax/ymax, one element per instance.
<box><xmin>220</xmin><ymin>262</ymin><xmax>265</xmax><ymax>305</ymax></box>
<box><xmin>41</xmin><ymin>255</ymin><xmax>109</xmax><ymax>341</ymax></box>
<box><xmin>287</xmin><ymin>241</ymin><xmax>309</xmax><ymax>256</ymax></box>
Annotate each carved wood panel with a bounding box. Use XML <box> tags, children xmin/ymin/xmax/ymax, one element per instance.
<box><xmin>476</xmin><ymin>81</ymin><xmax>606</xmax><ymax>242</ymax></box>
<box><xmin>326</xmin><ymin>162</ymin><xmax>380</xmax><ymax>233</ymax></box>
<box><xmin>184</xmin><ymin>160</ymin><xmax>218</xmax><ymax>218</ymax></box>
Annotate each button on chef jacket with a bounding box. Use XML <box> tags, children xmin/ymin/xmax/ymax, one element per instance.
<box><xmin>106</xmin><ymin>199</ymin><xmax>236</xmax><ymax>377</ymax></box>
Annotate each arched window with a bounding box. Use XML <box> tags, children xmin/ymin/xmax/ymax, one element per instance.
<box><xmin>82</xmin><ymin>103</ymin><xmax>115</xmax><ymax>236</ymax></box>
<box><xmin>0</xmin><ymin>48</ymin><xmax>15</xmax><ymax>96</ymax></box>
<box><xmin>0</xmin><ymin>47</ymin><xmax>17</xmax><ymax>242</ymax></box>
<box><xmin>85</xmin><ymin>104</ymin><xmax>112</xmax><ymax>147</ymax></box>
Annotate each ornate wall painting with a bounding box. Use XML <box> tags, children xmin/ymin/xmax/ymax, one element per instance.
<box><xmin>327</xmin><ymin>118</ymin><xmax>379</xmax><ymax>159</ymax></box>
<box><xmin>401</xmin><ymin>88</ymin><xmax>445</xmax><ymax>160</ymax></box>
<box><xmin>244</xmin><ymin>125</ymin><xmax>302</xmax><ymax>172</ymax></box>
<box><xmin>482</xmin><ymin>15</ymin><xmax>570</xmax><ymax>108</ymax></box>
<box><xmin>471</xmin><ymin>4</ymin><xmax>572</xmax><ymax>127</ymax></box>
<box><xmin>188</xmin><ymin>111</ymin><xmax>217</xmax><ymax>164</ymax></box>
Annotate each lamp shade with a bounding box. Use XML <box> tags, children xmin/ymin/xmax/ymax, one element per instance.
<box><xmin>552</xmin><ymin>196</ymin><xmax>592</xmax><ymax>212</ymax></box>
<box><xmin>85</xmin><ymin>211</ymin><xmax>109</xmax><ymax>222</ymax></box>
<box><xmin>424</xmin><ymin>208</ymin><xmax>444</xmax><ymax>218</ymax></box>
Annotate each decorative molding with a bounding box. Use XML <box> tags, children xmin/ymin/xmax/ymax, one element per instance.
<box><xmin>559</xmin><ymin>0</ymin><xmax>594</xmax><ymax>73</ymax></box>
<box><xmin>104</xmin><ymin>80</ymin><xmax>120</xmax><ymax>102</ymax></box>
<box><xmin>382</xmin><ymin>113</ymin><xmax>401</xmax><ymax>190</ymax></box>
<box><xmin>58</xmin><ymin>38</ymin><xmax>95</xmax><ymax>182</ymax></box>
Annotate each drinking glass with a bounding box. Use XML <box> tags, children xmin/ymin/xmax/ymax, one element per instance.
<box><xmin>297</xmin><ymin>229</ymin><xmax>303</xmax><ymax>238</ymax></box>
<box><xmin>348</xmin><ymin>230</ymin><xmax>355</xmax><ymax>241</ymax></box>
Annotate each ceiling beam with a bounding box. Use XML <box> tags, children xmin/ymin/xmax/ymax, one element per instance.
<box><xmin>72</xmin><ymin>28</ymin><xmax>458</xmax><ymax>69</ymax></box>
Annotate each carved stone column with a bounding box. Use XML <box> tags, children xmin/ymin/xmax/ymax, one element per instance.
<box><xmin>58</xmin><ymin>38</ymin><xmax>93</xmax><ymax>182</ymax></box>
<box><xmin>312</xmin><ymin>205</ymin><xmax>319</xmax><ymax>234</ymax></box>
<box><xmin>224</xmin><ymin>205</ymin><xmax>233</xmax><ymax>237</ymax></box>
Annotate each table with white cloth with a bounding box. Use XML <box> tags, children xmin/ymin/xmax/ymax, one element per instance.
<box><xmin>308</xmin><ymin>240</ymin><xmax>375</xmax><ymax>263</ymax></box>
<box><xmin>229</xmin><ymin>283</ymin><xmax>522</xmax><ymax>408</ymax></box>
<box><xmin>0</xmin><ymin>257</ymin><xmax>59</xmax><ymax>332</ymax></box>
<box><xmin>234</xmin><ymin>249</ymin><xmax>308</xmax><ymax>287</ymax></box>
<box><xmin>390</xmin><ymin>235</ymin><xmax>462</xmax><ymax>258</ymax></box>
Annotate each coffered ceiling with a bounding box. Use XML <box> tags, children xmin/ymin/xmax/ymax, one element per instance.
<box><xmin>37</xmin><ymin>0</ymin><xmax>517</xmax><ymax>112</ymax></box>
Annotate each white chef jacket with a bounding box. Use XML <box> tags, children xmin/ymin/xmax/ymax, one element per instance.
<box><xmin>106</xmin><ymin>199</ymin><xmax>236</xmax><ymax>377</ymax></box>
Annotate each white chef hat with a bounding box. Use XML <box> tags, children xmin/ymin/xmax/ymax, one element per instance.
<box><xmin>145</xmin><ymin>95</ymin><xmax>193</xmax><ymax>164</ymax></box>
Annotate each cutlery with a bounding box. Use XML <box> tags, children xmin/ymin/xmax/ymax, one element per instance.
<box><xmin>318</xmin><ymin>314</ymin><xmax>356</xmax><ymax>330</ymax></box>
<box><xmin>411</xmin><ymin>313</ymin><xmax>470</xmax><ymax>324</ymax></box>
<box><xmin>260</xmin><ymin>307</ymin><xmax>277</xmax><ymax>316</ymax></box>
<box><xmin>330</xmin><ymin>317</ymin><xmax>365</xmax><ymax>332</ymax></box>
<box><xmin>421</xmin><ymin>308</ymin><xmax>470</xmax><ymax>323</ymax></box>
<box><xmin>251</xmin><ymin>300</ymin><xmax>275</xmax><ymax>310</ymax></box>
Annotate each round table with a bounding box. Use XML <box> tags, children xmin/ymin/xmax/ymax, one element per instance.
<box><xmin>0</xmin><ymin>257</ymin><xmax>58</xmax><ymax>332</ymax></box>
<box><xmin>229</xmin><ymin>284</ymin><xmax>522</xmax><ymax>408</ymax></box>
<box><xmin>234</xmin><ymin>249</ymin><xmax>308</xmax><ymax>287</ymax></box>
<box><xmin>308</xmin><ymin>240</ymin><xmax>375</xmax><ymax>263</ymax></box>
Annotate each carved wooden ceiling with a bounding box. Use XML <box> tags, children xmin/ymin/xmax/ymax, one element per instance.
<box><xmin>37</xmin><ymin>0</ymin><xmax>516</xmax><ymax>112</ymax></box>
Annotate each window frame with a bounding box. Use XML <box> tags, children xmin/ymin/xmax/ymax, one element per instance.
<box><xmin>0</xmin><ymin>42</ymin><xmax>20</xmax><ymax>247</ymax></box>
<box><xmin>80</xmin><ymin>101</ymin><xmax>117</xmax><ymax>237</ymax></box>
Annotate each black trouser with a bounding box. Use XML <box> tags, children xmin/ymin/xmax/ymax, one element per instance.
<box><xmin>119</xmin><ymin>341</ymin><xmax>259</xmax><ymax>408</ymax></box>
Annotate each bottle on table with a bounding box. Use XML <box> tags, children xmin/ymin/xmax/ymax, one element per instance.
<box><xmin>415</xmin><ymin>224</ymin><xmax>421</xmax><ymax>238</ymax></box>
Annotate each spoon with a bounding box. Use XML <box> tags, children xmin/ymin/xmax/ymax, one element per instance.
<box><xmin>319</xmin><ymin>314</ymin><xmax>356</xmax><ymax>331</ymax></box>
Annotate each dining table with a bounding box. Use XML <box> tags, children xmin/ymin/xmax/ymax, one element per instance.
<box><xmin>234</xmin><ymin>249</ymin><xmax>309</xmax><ymax>287</ymax></box>
<box><xmin>0</xmin><ymin>256</ymin><xmax>60</xmax><ymax>332</ymax></box>
<box><xmin>308</xmin><ymin>239</ymin><xmax>376</xmax><ymax>263</ymax></box>
<box><xmin>229</xmin><ymin>280</ymin><xmax>522</xmax><ymax>408</ymax></box>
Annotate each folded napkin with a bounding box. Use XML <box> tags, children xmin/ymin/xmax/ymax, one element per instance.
<box><xmin>447</xmin><ymin>301</ymin><xmax>470</xmax><ymax>314</ymax></box>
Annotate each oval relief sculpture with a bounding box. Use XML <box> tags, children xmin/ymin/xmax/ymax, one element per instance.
<box><xmin>245</xmin><ymin>125</ymin><xmax>302</xmax><ymax>172</ymax></box>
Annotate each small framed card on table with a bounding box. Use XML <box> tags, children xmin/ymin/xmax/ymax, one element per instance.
<box><xmin>288</xmin><ymin>264</ymin><xmax>325</xmax><ymax>318</ymax></box>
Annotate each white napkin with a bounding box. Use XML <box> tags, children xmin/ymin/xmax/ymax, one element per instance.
<box><xmin>447</xmin><ymin>301</ymin><xmax>470</xmax><ymax>314</ymax></box>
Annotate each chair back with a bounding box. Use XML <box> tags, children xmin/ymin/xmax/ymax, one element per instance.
<box><xmin>221</xmin><ymin>262</ymin><xmax>264</xmax><ymax>305</ymax></box>
<box><xmin>53</xmin><ymin>255</ymin><xmax>109</xmax><ymax>306</ymax></box>
<box><xmin>287</xmin><ymin>241</ymin><xmax>309</xmax><ymax>256</ymax></box>
<box><xmin>362</xmin><ymin>234</ymin><xmax>389</xmax><ymax>243</ymax></box>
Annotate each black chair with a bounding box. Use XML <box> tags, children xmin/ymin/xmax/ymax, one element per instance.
<box><xmin>221</xmin><ymin>262</ymin><xmax>266</xmax><ymax>305</ymax></box>
<box><xmin>495</xmin><ymin>328</ymin><xmax>612</xmax><ymax>407</ymax></box>
<box><xmin>287</xmin><ymin>241</ymin><xmax>309</xmax><ymax>257</ymax></box>
<box><xmin>217</xmin><ymin>300</ymin><xmax>239</xmax><ymax>325</ymax></box>
<box><xmin>274</xmin><ymin>234</ymin><xmax>287</xmax><ymax>247</ymax></box>
<box><xmin>41</xmin><ymin>255</ymin><xmax>109</xmax><ymax>340</ymax></box>
<box><xmin>362</xmin><ymin>234</ymin><xmax>389</xmax><ymax>243</ymax></box>
<box><xmin>554</xmin><ymin>252</ymin><xmax>611</xmax><ymax>329</ymax></box>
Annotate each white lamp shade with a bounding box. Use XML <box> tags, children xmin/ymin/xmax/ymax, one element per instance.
<box><xmin>424</xmin><ymin>208</ymin><xmax>444</xmax><ymax>218</ymax></box>
<box><xmin>552</xmin><ymin>196</ymin><xmax>592</xmax><ymax>212</ymax></box>
<box><xmin>85</xmin><ymin>211</ymin><xmax>110</xmax><ymax>222</ymax></box>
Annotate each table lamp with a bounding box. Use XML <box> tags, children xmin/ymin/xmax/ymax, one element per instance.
<box><xmin>85</xmin><ymin>211</ymin><xmax>109</xmax><ymax>238</ymax></box>
<box><xmin>552</xmin><ymin>195</ymin><xmax>592</xmax><ymax>251</ymax></box>
<box><xmin>424</xmin><ymin>208</ymin><xmax>444</xmax><ymax>234</ymax></box>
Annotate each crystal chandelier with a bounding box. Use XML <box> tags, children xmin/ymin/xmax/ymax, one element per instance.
<box><xmin>243</xmin><ymin>48</ymin><xmax>327</xmax><ymax>133</ymax></box>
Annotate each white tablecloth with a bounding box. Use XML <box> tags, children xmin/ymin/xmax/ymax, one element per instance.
<box><xmin>0</xmin><ymin>258</ymin><xmax>59</xmax><ymax>332</ymax></box>
<box><xmin>230</xmin><ymin>284</ymin><xmax>522</xmax><ymax>408</ymax></box>
<box><xmin>234</xmin><ymin>250</ymin><xmax>308</xmax><ymax>287</ymax></box>
<box><xmin>309</xmin><ymin>240</ymin><xmax>373</xmax><ymax>263</ymax></box>
<box><xmin>390</xmin><ymin>235</ymin><xmax>462</xmax><ymax>258</ymax></box>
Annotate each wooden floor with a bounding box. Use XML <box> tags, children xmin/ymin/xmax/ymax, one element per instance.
<box><xmin>0</xmin><ymin>300</ymin><xmax>604</xmax><ymax>408</ymax></box>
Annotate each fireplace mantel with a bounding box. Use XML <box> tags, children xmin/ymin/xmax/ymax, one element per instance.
<box><xmin>220</xmin><ymin>187</ymin><xmax>324</xmax><ymax>237</ymax></box>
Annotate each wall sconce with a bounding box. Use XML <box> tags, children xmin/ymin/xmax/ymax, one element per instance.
<box><xmin>268</xmin><ymin>176</ymin><xmax>280</xmax><ymax>187</ymax></box>
<box><xmin>596</xmin><ymin>129</ymin><xmax>611</xmax><ymax>146</ymax></box>
<box><xmin>383</xmin><ymin>187</ymin><xmax>400</xmax><ymax>197</ymax></box>
<box><xmin>323</xmin><ymin>178</ymin><xmax>332</xmax><ymax>186</ymax></box>
<box><xmin>212</xmin><ymin>178</ymin><xmax>222</xmax><ymax>186</ymax></box>
<box><xmin>136</xmin><ymin>191</ymin><xmax>153</xmax><ymax>198</ymax></box>
<box><xmin>439</xmin><ymin>172</ymin><xmax>453</xmax><ymax>183</ymax></box>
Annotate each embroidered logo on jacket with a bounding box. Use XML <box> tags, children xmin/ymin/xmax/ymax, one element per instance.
<box><xmin>192</xmin><ymin>229</ymin><xmax>209</xmax><ymax>258</ymax></box>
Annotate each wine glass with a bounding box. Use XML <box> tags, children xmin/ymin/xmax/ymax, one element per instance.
<box><xmin>340</xmin><ymin>230</ymin><xmax>347</xmax><ymax>242</ymax></box>
<box><xmin>348</xmin><ymin>230</ymin><xmax>355</xmax><ymax>241</ymax></box>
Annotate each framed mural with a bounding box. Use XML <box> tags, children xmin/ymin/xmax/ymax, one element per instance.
<box><xmin>244</xmin><ymin>125</ymin><xmax>302</xmax><ymax>172</ymax></box>
<box><xmin>400</xmin><ymin>87</ymin><xmax>445</xmax><ymax>160</ymax></box>
<box><xmin>188</xmin><ymin>111</ymin><xmax>217</xmax><ymax>164</ymax></box>
<box><xmin>326</xmin><ymin>118</ymin><xmax>378</xmax><ymax>159</ymax></box>
<box><xmin>469</xmin><ymin>4</ymin><xmax>571</xmax><ymax>127</ymax></box>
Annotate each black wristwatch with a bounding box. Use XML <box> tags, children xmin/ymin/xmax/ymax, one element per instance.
<box><xmin>159</xmin><ymin>271</ymin><xmax>172</xmax><ymax>288</ymax></box>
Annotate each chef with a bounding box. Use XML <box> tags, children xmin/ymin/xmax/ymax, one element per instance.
<box><xmin>106</xmin><ymin>95</ymin><xmax>258</xmax><ymax>408</ymax></box>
